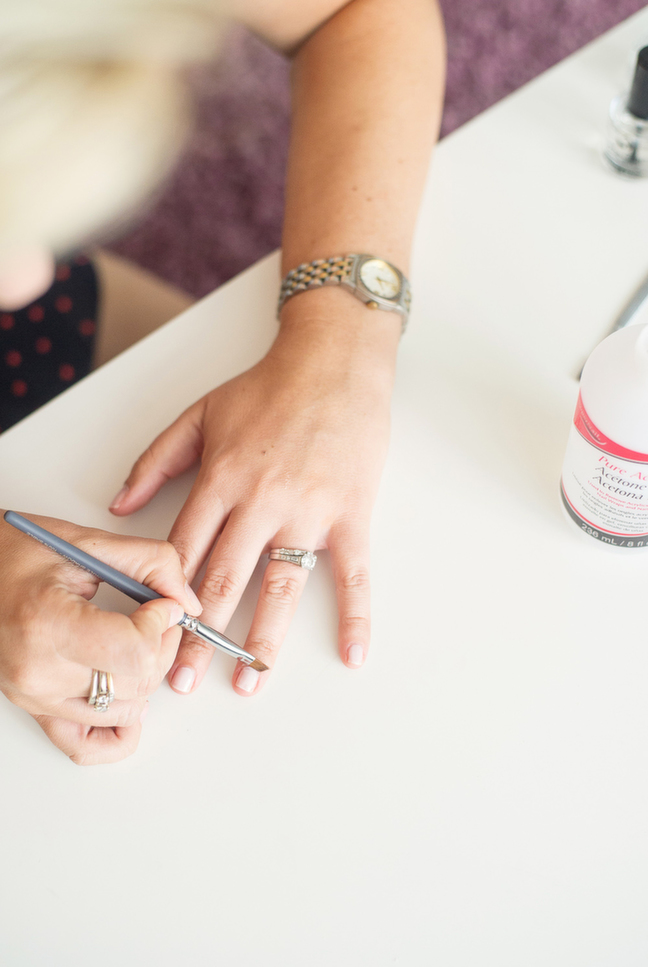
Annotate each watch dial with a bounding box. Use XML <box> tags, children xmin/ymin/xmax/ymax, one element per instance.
<box><xmin>359</xmin><ymin>259</ymin><xmax>401</xmax><ymax>299</ymax></box>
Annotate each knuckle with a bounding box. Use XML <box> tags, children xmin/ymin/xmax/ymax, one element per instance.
<box><xmin>154</xmin><ymin>539</ymin><xmax>179</xmax><ymax>567</ymax></box>
<box><xmin>201</xmin><ymin>480</ymin><xmax>225</xmax><ymax>509</ymax></box>
<box><xmin>68</xmin><ymin>734</ymin><xmax>138</xmax><ymax>766</ymax></box>
<box><xmin>177</xmin><ymin>636</ymin><xmax>214</xmax><ymax>671</ymax></box>
<box><xmin>263</xmin><ymin>572</ymin><xmax>302</xmax><ymax>604</ymax></box>
<box><xmin>76</xmin><ymin>708</ymin><xmax>136</xmax><ymax>731</ymax></box>
<box><xmin>68</xmin><ymin>750</ymin><xmax>92</xmax><ymax>766</ymax></box>
<box><xmin>171</xmin><ymin>536</ymin><xmax>193</xmax><ymax>572</ymax></box>
<box><xmin>111</xmin><ymin>702</ymin><xmax>143</xmax><ymax>728</ymax></box>
<box><xmin>6</xmin><ymin>659</ymin><xmax>42</xmax><ymax>699</ymax></box>
<box><xmin>133</xmin><ymin>445</ymin><xmax>158</xmax><ymax>476</ymax></box>
<box><xmin>144</xmin><ymin>540</ymin><xmax>183</xmax><ymax>587</ymax></box>
<box><xmin>130</xmin><ymin>649</ymin><xmax>160</xmax><ymax>682</ymax></box>
<box><xmin>246</xmin><ymin>635</ymin><xmax>276</xmax><ymax>662</ymax></box>
<box><xmin>340</xmin><ymin>566</ymin><xmax>370</xmax><ymax>595</ymax></box>
<box><xmin>135</xmin><ymin>673</ymin><xmax>162</xmax><ymax>699</ymax></box>
<box><xmin>200</xmin><ymin>566</ymin><xmax>241</xmax><ymax>606</ymax></box>
<box><xmin>343</xmin><ymin>614</ymin><xmax>371</xmax><ymax>635</ymax></box>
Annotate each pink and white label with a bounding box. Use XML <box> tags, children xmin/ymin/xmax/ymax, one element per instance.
<box><xmin>561</xmin><ymin>393</ymin><xmax>648</xmax><ymax>547</ymax></box>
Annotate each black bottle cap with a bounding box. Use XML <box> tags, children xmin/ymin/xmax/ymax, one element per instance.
<box><xmin>628</xmin><ymin>47</ymin><xmax>648</xmax><ymax>119</ymax></box>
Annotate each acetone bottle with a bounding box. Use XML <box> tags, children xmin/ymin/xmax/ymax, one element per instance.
<box><xmin>561</xmin><ymin>323</ymin><xmax>648</xmax><ymax>548</ymax></box>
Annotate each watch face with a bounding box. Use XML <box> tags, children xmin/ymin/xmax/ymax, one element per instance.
<box><xmin>359</xmin><ymin>259</ymin><xmax>401</xmax><ymax>299</ymax></box>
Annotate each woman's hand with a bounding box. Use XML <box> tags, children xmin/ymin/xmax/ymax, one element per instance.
<box><xmin>0</xmin><ymin>513</ymin><xmax>201</xmax><ymax>764</ymax></box>
<box><xmin>110</xmin><ymin>289</ymin><xmax>400</xmax><ymax>696</ymax></box>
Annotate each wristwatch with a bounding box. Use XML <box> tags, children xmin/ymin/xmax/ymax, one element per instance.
<box><xmin>278</xmin><ymin>254</ymin><xmax>411</xmax><ymax>331</ymax></box>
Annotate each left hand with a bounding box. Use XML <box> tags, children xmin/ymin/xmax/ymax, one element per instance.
<box><xmin>110</xmin><ymin>292</ymin><xmax>400</xmax><ymax>696</ymax></box>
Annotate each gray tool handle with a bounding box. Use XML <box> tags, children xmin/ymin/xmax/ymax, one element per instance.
<box><xmin>4</xmin><ymin>511</ymin><xmax>161</xmax><ymax>605</ymax></box>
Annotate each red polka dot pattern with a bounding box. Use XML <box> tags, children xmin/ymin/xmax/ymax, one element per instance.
<box><xmin>55</xmin><ymin>295</ymin><xmax>73</xmax><ymax>313</ymax></box>
<box><xmin>35</xmin><ymin>337</ymin><xmax>52</xmax><ymax>355</ymax></box>
<box><xmin>11</xmin><ymin>380</ymin><xmax>27</xmax><ymax>398</ymax></box>
<box><xmin>27</xmin><ymin>305</ymin><xmax>44</xmax><ymax>322</ymax></box>
<box><xmin>1</xmin><ymin>259</ymin><xmax>97</xmax><ymax>432</ymax></box>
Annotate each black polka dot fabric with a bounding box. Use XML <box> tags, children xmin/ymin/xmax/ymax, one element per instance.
<box><xmin>0</xmin><ymin>257</ymin><xmax>98</xmax><ymax>432</ymax></box>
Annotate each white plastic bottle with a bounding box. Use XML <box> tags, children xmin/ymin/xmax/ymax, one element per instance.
<box><xmin>561</xmin><ymin>322</ymin><xmax>648</xmax><ymax>548</ymax></box>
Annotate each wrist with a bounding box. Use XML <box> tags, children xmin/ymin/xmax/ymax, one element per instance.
<box><xmin>275</xmin><ymin>285</ymin><xmax>401</xmax><ymax>373</ymax></box>
<box><xmin>272</xmin><ymin>288</ymin><xmax>400</xmax><ymax>397</ymax></box>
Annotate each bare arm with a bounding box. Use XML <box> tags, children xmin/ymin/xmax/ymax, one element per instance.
<box><xmin>242</xmin><ymin>0</ymin><xmax>445</xmax><ymax>396</ymax></box>
<box><xmin>115</xmin><ymin>0</ymin><xmax>446</xmax><ymax>694</ymax></box>
<box><xmin>279</xmin><ymin>0</ymin><xmax>445</xmax><ymax>270</ymax></box>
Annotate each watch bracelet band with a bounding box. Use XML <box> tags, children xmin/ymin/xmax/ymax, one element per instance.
<box><xmin>278</xmin><ymin>255</ymin><xmax>356</xmax><ymax>313</ymax></box>
<box><xmin>277</xmin><ymin>254</ymin><xmax>411</xmax><ymax>331</ymax></box>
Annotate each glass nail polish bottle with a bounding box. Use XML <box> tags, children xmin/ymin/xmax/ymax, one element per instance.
<box><xmin>605</xmin><ymin>46</ymin><xmax>648</xmax><ymax>177</ymax></box>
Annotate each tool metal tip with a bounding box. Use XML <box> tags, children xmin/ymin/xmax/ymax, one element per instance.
<box><xmin>248</xmin><ymin>658</ymin><xmax>269</xmax><ymax>672</ymax></box>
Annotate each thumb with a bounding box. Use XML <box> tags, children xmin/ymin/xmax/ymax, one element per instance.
<box><xmin>109</xmin><ymin>403</ymin><xmax>204</xmax><ymax>516</ymax></box>
<box><xmin>129</xmin><ymin>598</ymin><xmax>186</xmax><ymax>644</ymax></box>
<box><xmin>124</xmin><ymin>597</ymin><xmax>187</xmax><ymax>681</ymax></box>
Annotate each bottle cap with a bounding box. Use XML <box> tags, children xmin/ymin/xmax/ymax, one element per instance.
<box><xmin>628</xmin><ymin>47</ymin><xmax>648</xmax><ymax>119</ymax></box>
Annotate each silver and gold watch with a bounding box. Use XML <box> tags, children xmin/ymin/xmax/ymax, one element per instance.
<box><xmin>278</xmin><ymin>254</ymin><xmax>411</xmax><ymax>332</ymax></box>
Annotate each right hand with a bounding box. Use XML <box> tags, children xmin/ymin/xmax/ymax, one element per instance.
<box><xmin>0</xmin><ymin>512</ymin><xmax>201</xmax><ymax>765</ymax></box>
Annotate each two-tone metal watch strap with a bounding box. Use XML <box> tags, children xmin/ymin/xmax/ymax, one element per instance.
<box><xmin>277</xmin><ymin>255</ymin><xmax>355</xmax><ymax>314</ymax></box>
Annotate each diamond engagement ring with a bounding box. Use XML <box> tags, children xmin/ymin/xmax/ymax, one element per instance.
<box><xmin>268</xmin><ymin>548</ymin><xmax>317</xmax><ymax>570</ymax></box>
<box><xmin>88</xmin><ymin>670</ymin><xmax>115</xmax><ymax>712</ymax></box>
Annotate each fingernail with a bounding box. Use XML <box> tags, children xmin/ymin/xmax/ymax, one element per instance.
<box><xmin>168</xmin><ymin>602</ymin><xmax>185</xmax><ymax>628</ymax></box>
<box><xmin>184</xmin><ymin>581</ymin><xmax>202</xmax><ymax>614</ymax></box>
<box><xmin>139</xmin><ymin>701</ymin><xmax>150</xmax><ymax>724</ymax></box>
<box><xmin>236</xmin><ymin>665</ymin><xmax>260</xmax><ymax>693</ymax></box>
<box><xmin>109</xmin><ymin>484</ymin><xmax>129</xmax><ymax>511</ymax></box>
<box><xmin>171</xmin><ymin>665</ymin><xmax>196</xmax><ymax>693</ymax></box>
<box><xmin>346</xmin><ymin>643</ymin><xmax>364</xmax><ymax>667</ymax></box>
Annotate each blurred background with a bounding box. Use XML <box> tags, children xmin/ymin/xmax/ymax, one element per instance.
<box><xmin>108</xmin><ymin>0</ymin><xmax>648</xmax><ymax>297</ymax></box>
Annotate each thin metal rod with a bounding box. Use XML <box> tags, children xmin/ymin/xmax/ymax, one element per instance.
<box><xmin>578</xmin><ymin>271</ymin><xmax>648</xmax><ymax>379</ymax></box>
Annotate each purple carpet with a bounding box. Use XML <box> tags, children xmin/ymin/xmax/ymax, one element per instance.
<box><xmin>109</xmin><ymin>1</ymin><xmax>647</xmax><ymax>296</ymax></box>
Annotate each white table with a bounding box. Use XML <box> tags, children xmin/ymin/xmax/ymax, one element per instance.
<box><xmin>2</xmin><ymin>11</ymin><xmax>648</xmax><ymax>966</ymax></box>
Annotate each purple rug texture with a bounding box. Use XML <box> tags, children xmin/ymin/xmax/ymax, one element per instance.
<box><xmin>110</xmin><ymin>0</ymin><xmax>647</xmax><ymax>297</ymax></box>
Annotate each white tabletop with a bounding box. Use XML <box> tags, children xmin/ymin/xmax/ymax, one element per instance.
<box><xmin>2</xmin><ymin>10</ymin><xmax>648</xmax><ymax>966</ymax></box>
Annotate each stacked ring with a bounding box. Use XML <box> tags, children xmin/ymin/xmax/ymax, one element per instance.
<box><xmin>88</xmin><ymin>669</ymin><xmax>114</xmax><ymax>712</ymax></box>
<box><xmin>268</xmin><ymin>548</ymin><xmax>317</xmax><ymax>570</ymax></box>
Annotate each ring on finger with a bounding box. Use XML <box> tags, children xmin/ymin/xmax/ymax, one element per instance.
<box><xmin>268</xmin><ymin>548</ymin><xmax>317</xmax><ymax>570</ymax></box>
<box><xmin>88</xmin><ymin>669</ymin><xmax>115</xmax><ymax>712</ymax></box>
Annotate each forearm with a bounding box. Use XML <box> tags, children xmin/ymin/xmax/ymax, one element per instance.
<box><xmin>116</xmin><ymin>1</ymin><xmax>446</xmax><ymax>693</ymax></box>
<box><xmin>282</xmin><ymin>0</ymin><xmax>445</xmax><ymax>279</ymax></box>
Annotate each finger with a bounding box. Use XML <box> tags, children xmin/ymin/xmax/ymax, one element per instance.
<box><xmin>231</xmin><ymin>550</ymin><xmax>314</xmax><ymax>697</ymax></box>
<box><xmin>25</xmin><ymin>516</ymin><xmax>203</xmax><ymax>616</ymax></box>
<box><xmin>329</xmin><ymin>517</ymin><xmax>371</xmax><ymax>669</ymax></box>
<box><xmin>7</xmin><ymin>621</ymin><xmax>177</xmax><ymax>710</ymax></box>
<box><xmin>169</xmin><ymin>511</ymin><xmax>271</xmax><ymax>694</ymax></box>
<box><xmin>8</xmin><ymin>515</ymin><xmax>202</xmax><ymax>615</ymax></box>
<box><xmin>109</xmin><ymin>403</ymin><xmax>204</xmax><ymax>516</ymax></box>
<box><xmin>34</xmin><ymin>713</ymin><xmax>144</xmax><ymax>765</ymax></box>
<box><xmin>42</xmin><ymin>696</ymin><xmax>148</xmax><ymax>729</ymax></box>
<box><xmin>167</xmin><ymin>468</ymin><xmax>230</xmax><ymax>581</ymax></box>
<box><xmin>73</xmin><ymin>529</ymin><xmax>202</xmax><ymax>616</ymax></box>
<box><xmin>58</xmin><ymin>597</ymin><xmax>185</xmax><ymax>680</ymax></box>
